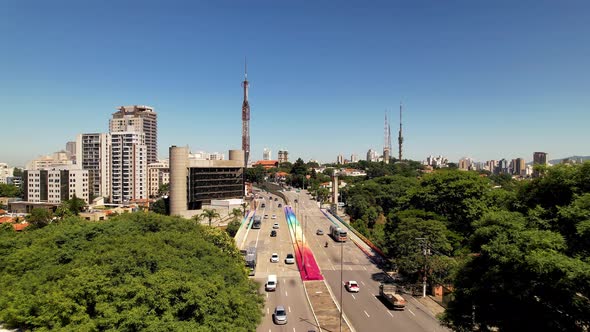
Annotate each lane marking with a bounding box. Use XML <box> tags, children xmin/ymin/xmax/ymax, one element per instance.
<box><xmin>408</xmin><ymin>309</ymin><xmax>416</xmax><ymax>316</ymax></box>
<box><xmin>360</xmin><ymin>280</ymin><xmax>366</xmax><ymax>286</ymax></box>
<box><xmin>388</xmin><ymin>311</ymin><xmax>393</xmax><ymax>317</ymax></box>
<box><xmin>364</xmin><ymin>310</ymin><xmax>370</xmax><ymax>317</ymax></box>
<box><xmin>351</xmin><ymin>294</ymin><xmax>356</xmax><ymax>300</ymax></box>
<box><xmin>288</xmin><ymin>306</ymin><xmax>292</xmax><ymax>313</ymax></box>
<box><xmin>267</xmin><ymin>307</ymin><xmax>269</xmax><ymax>314</ymax></box>
<box><xmin>285</xmin><ymin>291</ymin><xmax>288</xmax><ymax>297</ymax></box>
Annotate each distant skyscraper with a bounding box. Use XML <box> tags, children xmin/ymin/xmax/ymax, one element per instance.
<box><xmin>514</xmin><ymin>158</ymin><xmax>526</xmax><ymax>176</ymax></box>
<box><xmin>110</xmin><ymin>105</ymin><xmax>157</xmax><ymax>164</ymax></box>
<box><xmin>458</xmin><ymin>158</ymin><xmax>472</xmax><ymax>171</ymax></box>
<box><xmin>337</xmin><ymin>154</ymin><xmax>344</xmax><ymax>165</ymax></box>
<box><xmin>366</xmin><ymin>149</ymin><xmax>378</xmax><ymax>162</ymax></box>
<box><xmin>263</xmin><ymin>148</ymin><xmax>271</xmax><ymax>161</ymax></box>
<box><xmin>533</xmin><ymin>152</ymin><xmax>547</xmax><ymax>178</ymax></box>
<box><xmin>66</xmin><ymin>141</ymin><xmax>76</xmax><ymax>161</ymax></box>
<box><xmin>497</xmin><ymin>159</ymin><xmax>509</xmax><ymax>174</ymax></box>
<box><xmin>351</xmin><ymin>154</ymin><xmax>358</xmax><ymax>163</ymax></box>
<box><xmin>278</xmin><ymin>150</ymin><xmax>289</xmax><ymax>163</ymax></box>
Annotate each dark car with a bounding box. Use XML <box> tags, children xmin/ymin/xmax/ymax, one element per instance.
<box><xmin>270</xmin><ymin>230</ymin><xmax>277</xmax><ymax>237</ymax></box>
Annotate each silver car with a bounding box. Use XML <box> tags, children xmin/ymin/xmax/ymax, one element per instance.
<box><xmin>273</xmin><ymin>305</ymin><xmax>287</xmax><ymax>325</ymax></box>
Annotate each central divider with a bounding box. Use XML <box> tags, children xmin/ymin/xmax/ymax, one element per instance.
<box><xmin>284</xmin><ymin>206</ymin><xmax>324</xmax><ymax>281</ymax></box>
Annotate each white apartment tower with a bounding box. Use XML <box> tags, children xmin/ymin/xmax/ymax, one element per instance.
<box><xmin>263</xmin><ymin>148</ymin><xmax>272</xmax><ymax>161</ymax></box>
<box><xmin>278</xmin><ymin>150</ymin><xmax>289</xmax><ymax>163</ymax></box>
<box><xmin>76</xmin><ymin>133</ymin><xmax>110</xmax><ymax>199</ymax></box>
<box><xmin>110</xmin><ymin>131</ymin><xmax>147</xmax><ymax>204</ymax></box>
<box><xmin>110</xmin><ymin>105</ymin><xmax>158</xmax><ymax>164</ymax></box>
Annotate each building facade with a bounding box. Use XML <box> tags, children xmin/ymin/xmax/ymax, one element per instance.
<box><xmin>263</xmin><ymin>148</ymin><xmax>272</xmax><ymax>161</ymax></box>
<box><xmin>26</xmin><ymin>151</ymin><xmax>74</xmax><ymax>170</ymax></box>
<box><xmin>533</xmin><ymin>152</ymin><xmax>548</xmax><ymax>178</ymax></box>
<box><xmin>110</xmin><ymin>105</ymin><xmax>158</xmax><ymax>164</ymax></box>
<box><xmin>148</xmin><ymin>159</ymin><xmax>170</xmax><ymax>198</ymax></box>
<box><xmin>169</xmin><ymin>146</ymin><xmax>244</xmax><ymax>216</ymax></box>
<box><xmin>76</xmin><ymin>133</ymin><xmax>110</xmax><ymax>199</ymax></box>
<box><xmin>110</xmin><ymin>131</ymin><xmax>147</xmax><ymax>204</ymax></box>
<box><xmin>278</xmin><ymin>150</ymin><xmax>289</xmax><ymax>163</ymax></box>
<box><xmin>24</xmin><ymin>168</ymin><xmax>89</xmax><ymax>204</ymax></box>
<box><xmin>366</xmin><ymin>149</ymin><xmax>378</xmax><ymax>162</ymax></box>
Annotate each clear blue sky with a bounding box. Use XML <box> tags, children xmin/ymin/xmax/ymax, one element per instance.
<box><xmin>1</xmin><ymin>0</ymin><xmax>589</xmax><ymax>166</ymax></box>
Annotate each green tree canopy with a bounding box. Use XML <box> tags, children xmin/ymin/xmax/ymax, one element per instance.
<box><xmin>201</xmin><ymin>209</ymin><xmax>221</xmax><ymax>227</ymax></box>
<box><xmin>0</xmin><ymin>213</ymin><xmax>264</xmax><ymax>331</ymax></box>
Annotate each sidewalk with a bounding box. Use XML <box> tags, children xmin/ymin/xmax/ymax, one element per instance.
<box><xmin>416</xmin><ymin>296</ymin><xmax>446</xmax><ymax>317</ymax></box>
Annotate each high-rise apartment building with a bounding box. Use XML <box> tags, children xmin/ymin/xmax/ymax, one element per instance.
<box><xmin>458</xmin><ymin>158</ymin><xmax>473</xmax><ymax>171</ymax></box>
<box><xmin>66</xmin><ymin>141</ymin><xmax>76</xmax><ymax>161</ymax></box>
<box><xmin>26</xmin><ymin>151</ymin><xmax>74</xmax><ymax>170</ymax></box>
<box><xmin>110</xmin><ymin>105</ymin><xmax>157</xmax><ymax>164</ymax></box>
<box><xmin>76</xmin><ymin>133</ymin><xmax>110</xmax><ymax>199</ymax></box>
<box><xmin>350</xmin><ymin>154</ymin><xmax>359</xmax><ymax>163</ymax></box>
<box><xmin>337</xmin><ymin>154</ymin><xmax>344</xmax><ymax>165</ymax></box>
<box><xmin>513</xmin><ymin>158</ymin><xmax>526</xmax><ymax>176</ymax></box>
<box><xmin>0</xmin><ymin>163</ymin><xmax>11</xmax><ymax>184</ymax></box>
<box><xmin>263</xmin><ymin>148</ymin><xmax>272</xmax><ymax>161</ymax></box>
<box><xmin>278</xmin><ymin>150</ymin><xmax>289</xmax><ymax>163</ymax></box>
<box><xmin>497</xmin><ymin>159</ymin><xmax>509</xmax><ymax>174</ymax></box>
<box><xmin>110</xmin><ymin>131</ymin><xmax>147</xmax><ymax>204</ymax></box>
<box><xmin>533</xmin><ymin>152</ymin><xmax>547</xmax><ymax>178</ymax></box>
<box><xmin>148</xmin><ymin>159</ymin><xmax>169</xmax><ymax>198</ymax></box>
<box><xmin>24</xmin><ymin>168</ymin><xmax>89</xmax><ymax>204</ymax></box>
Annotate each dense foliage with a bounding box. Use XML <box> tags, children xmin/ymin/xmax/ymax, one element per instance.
<box><xmin>340</xmin><ymin>163</ymin><xmax>590</xmax><ymax>331</ymax></box>
<box><xmin>0</xmin><ymin>213</ymin><xmax>264</xmax><ymax>331</ymax></box>
<box><xmin>0</xmin><ymin>183</ymin><xmax>21</xmax><ymax>198</ymax></box>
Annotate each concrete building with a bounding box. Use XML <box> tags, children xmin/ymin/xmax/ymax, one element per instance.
<box><xmin>76</xmin><ymin>133</ymin><xmax>110</xmax><ymax>199</ymax></box>
<box><xmin>24</xmin><ymin>168</ymin><xmax>89</xmax><ymax>204</ymax></box>
<box><xmin>278</xmin><ymin>150</ymin><xmax>289</xmax><ymax>163</ymax></box>
<box><xmin>366</xmin><ymin>149</ymin><xmax>378</xmax><ymax>162</ymax></box>
<box><xmin>424</xmin><ymin>155</ymin><xmax>448</xmax><ymax>168</ymax></box>
<box><xmin>26</xmin><ymin>151</ymin><xmax>74</xmax><ymax>170</ymax></box>
<box><xmin>337</xmin><ymin>154</ymin><xmax>344</xmax><ymax>165</ymax></box>
<box><xmin>263</xmin><ymin>148</ymin><xmax>272</xmax><ymax>161</ymax></box>
<box><xmin>497</xmin><ymin>159</ymin><xmax>509</xmax><ymax>174</ymax></box>
<box><xmin>66</xmin><ymin>141</ymin><xmax>76</xmax><ymax>162</ymax></box>
<box><xmin>458</xmin><ymin>158</ymin><xmax>473</xmax><ymax>171</ymax></box>
<box><xmin>533</xmin><ymin>152</ymin><xmax>548</xmax><ymax>178</ymax></box>
<box><xmin>350</xmin><ymin>154</ymin><xmax>359</xmax><ymax>163</ymax></box>
<box><xmin>148</xmin><ymin>159</ymin><xmax>169</xmax><ymax>198</ymax></box>
<box><xmin>169</xmin><ymin>146</ymin><xmax>244</xmax><ymax>216</ymax></box>
<box><xmin>110</xmin><ymin>105</ymin><xmax>158</xmax><ymax>164</ymax></box>
<box><xmin>513</xmin><ymin>158</ymin><xmax>526</xmax><ymax>176</ymax></box>
<box><xmin>110</xmin><ymin>131</ymin><xmax>147</xmax><ymax>204</ymax></box>
<box><xmin>0</xmin><ymin>163</ymin><xmax>11</xmax><ymax>184</ymax></box>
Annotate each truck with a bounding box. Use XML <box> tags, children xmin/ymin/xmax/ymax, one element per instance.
<box><xmin>379</xmin><ymin>283</ymin><xmax>406</xmax><ymax>310</ymax></box>
<box><xmin>244</xmin><ymin>247</ymin><xmax>257</xmax><ymax>276</ymax></box>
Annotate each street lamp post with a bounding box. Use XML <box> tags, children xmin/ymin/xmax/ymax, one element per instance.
<box><xmin>340</xmin><ymin>240</ymin><xmax>344</xmax><ymax>332</ymax></box>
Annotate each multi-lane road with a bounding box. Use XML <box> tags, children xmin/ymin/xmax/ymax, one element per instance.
<box><xmin>242</xmin><ymin>188</ymin><xmax>448</xmax><ymax>332</ymax></box>
<box><xmin>241</xmin><ymin>194</ymin><xmax>320</xmax><ymax>332</ymax></box>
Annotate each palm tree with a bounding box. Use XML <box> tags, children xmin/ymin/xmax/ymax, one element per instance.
<box><xmin>201</xmin><ymin>209</ymin><xmax>220</xmax><ymax>227</ymax></box>
<box><xmin>241</xmin><ymin>202</ymin><xmax>248</xmax><ymax>216</ymax></box>
<box><xmin>191</xmin><ymin>214</ymin><xmax>205</xmax><ymax>225</ymax></box>
<box><xmin>230</xmin><ymin>208</ymin><xmax>243</xmax><ymax>221</ymax></box>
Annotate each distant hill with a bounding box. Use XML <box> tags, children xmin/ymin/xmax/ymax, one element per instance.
<box><xmin>548</xmin><ymin>156</ymin><xmax>590</xmax><ymax>165</ymax></box>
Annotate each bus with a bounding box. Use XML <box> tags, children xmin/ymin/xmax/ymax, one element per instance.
<box><xmin>244</xmin><ymin>247</ymin><xmax>257</xmax><ymax>276</ymax></box>
<box><xmin>330</xmin><ymin>224</ymin><xmax>347</xmax><ymax>242</ymax></box>
<box><xmin>252</xmin><ymin>216</ymin><xmax>262</xmax><ymax>229</ymax></box>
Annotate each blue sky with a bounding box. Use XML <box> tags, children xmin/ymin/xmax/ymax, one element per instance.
<box><xmin>1</xmin><ymin>0</ymin><xmax>589</xmax><ymax>166</ymax></box>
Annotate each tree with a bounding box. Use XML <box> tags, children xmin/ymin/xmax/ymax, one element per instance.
<box><xmin>225</xmin><ymin>219</ymin><xmax>241</xmax><ymax>237</ymax></box>
<box><xmin>245</xmin><ymin>165</ymin><xmax>265</xmax><ymax>184</ymax></box>
<box><xmin>65</xmin><ymin>194</ymin><xmax>86</xmax><ymax>215</ymax></box>
<box><xmin>200</xmin><ymin>209</ymin><xmax>220</xmax><ymax>227</ymax></box>
<box><xmin>230</xmin><ymin>208</ymin><xmax>243</xmax><ymax>221</ymax></box>
<box><xmin>0</xmin><ymin>213</ymin><xmax>264</xmax><ymax>331</ymax></box>
<box><xmin>0</xmin><ymin>183</ymin><xmax>20</xmax><ymax>197</ymax></box>
<box><xmin>443</xmin><ymin>210</ymin><xmax>590</xmax><ymax>331</ymax></box>
<box><xmin>150</xmin><ymin>198</ymin><xmax>168</xmax><ymax>215</ymax></box>
<box><xmin>54</xmin><ymin>202</ymin><xmax>74</xmax><ymax>219</ymax></box>
<box><xmin>12</xmin><ymin>167</ymin><xmax>23</xmax><ymax>178</ymax></box>
<box><xmin>27</xmin><ymin>208</ymin><xmax>53</xmax><ymax>229</ymax></box>
<box><xmin>191</xmin><ymin>213</ymin><xmax>205</xmax><ymax>224</ymax></box>
<box><xmin>157</xmin><ymin>183</ymin><xmax>169</xmax><ymax>197</ymax></box>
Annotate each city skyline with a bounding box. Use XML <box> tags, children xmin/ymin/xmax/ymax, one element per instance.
<box><xmin>1</xmin><ymin>1</ymin><xmax>589</xmax><ymax>166</ymax></box>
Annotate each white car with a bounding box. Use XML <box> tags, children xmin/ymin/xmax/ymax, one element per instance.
<box><xmin>285</xmin><ymin>253</ymin><xmax>295</xmax><ymax>264</ymax></box>
<box><xmin>270</xmin><ymin>253</ymin><xmax>279</xmax><ymax>263</ymax></box>
<box><xmin>273</xmin><ymin>222</ymin><xmax>279</xmax><ymax>229</ymax></box>
<box><xmin>345</xmin><ymin>280</ymin><xmax>360</xmax><ymax>293</ymax></box>
<box><xmin>271</xmin><ymin>214</ymin><xmax>277</xmax><ymax>219</ymax></box>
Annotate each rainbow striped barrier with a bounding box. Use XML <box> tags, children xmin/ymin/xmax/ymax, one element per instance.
<box><xmin>284</xmin><ymin>206</ymin><xmax>324</xmax><ymax>281</ymax></box>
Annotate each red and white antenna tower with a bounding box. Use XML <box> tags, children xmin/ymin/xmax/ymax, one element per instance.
<box><xmin>242</xmin><ymin>58</ymin><xmax>250</xmax><ymax>168</ymax></box>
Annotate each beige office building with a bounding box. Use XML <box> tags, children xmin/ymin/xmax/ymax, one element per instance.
<box><xmin>148</xmin><ymin>159</ymin><xmax>170</xmax><ymax>198</ymax></box>
<box><xmin>110</xmin><ymin>105</ymin><xmax>158</xmax><ymax>164</ymax></box>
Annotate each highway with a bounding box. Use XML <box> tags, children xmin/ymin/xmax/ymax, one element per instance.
<box><xmin>241</xmin><ymin>192</ymin><xmax>320</xmax><ymax>332</ymax></box>
<box><xmin>283</xmin><ymin>189</ymin><xmax>449</xmax><ymax>332</ymax></box>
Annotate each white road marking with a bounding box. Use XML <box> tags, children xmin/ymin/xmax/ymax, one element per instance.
<box><xmin>388</xmin><ymin>311</ymin><xmax>393</xmax><ymax>317</ymax></box>
<box><xmin>363</xmin><ymin>266</ymin><xmax>367</xmax><ymax>271</ymax></box>
<box><xmin>408</xmin><ymin>309</ymin><xmax>416</xmax><ymax>316</ymax></box>
<box><xmin>288</xmin><ymin>306</ymin><xmax>292</xmax><ymax>313</ymax></box>
<box><xmin>364</xmin><ymin>310</ymin><xmax>370</xmax><ymax>317</ymax></box>
<box><xmin>351</xmin><ymin>294</ymin><xmax>356</xmax><ymax>300</ymax></box>
<box><xmin>360</xmin><ymin>280</ymin><xmax>366</xmax><ymax>286</ymax></box>
<box><xmin>267</xmin><ymin>308</ymin><xmax>269</xmax><ymax>314</ymax></box>
<box><xmin>285</xmin><ymin>291</ymin><xmax>288</xmax><ymax>297</ymax></box>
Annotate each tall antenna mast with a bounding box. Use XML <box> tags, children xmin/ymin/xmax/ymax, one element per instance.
<box><xmin>398</xmin><ymin>102</ymin><xmax>404</xmax><ymax>161</ymax></box>
<box><xmin>241</xmin><ymin>57</ymin><xmax>250</xmax><ymax>169</ymax></box>
<box><xmin>383</xmin><ymin>111</ymin><xmax>390</xmax><ymax>164</ymax></box>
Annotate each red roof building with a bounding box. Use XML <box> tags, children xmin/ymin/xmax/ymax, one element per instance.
<box><xmin>253</xmin><ymin>160</ymin><xmax>279</xmax><ymax>169</ymax></box>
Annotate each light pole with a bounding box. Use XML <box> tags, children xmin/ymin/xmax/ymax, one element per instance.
<box><xmin>416</xmin><ymin>237</ymin><xmax>430</xmax><ymax>298</ymax></box>
<box><xmin>339</xmin><ymin>240</ymin><xmax>344</xmax><ymax>332</ymax></box>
